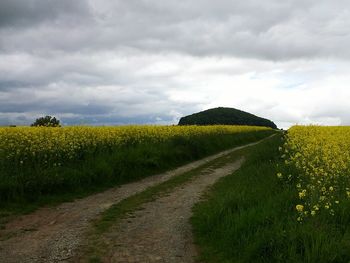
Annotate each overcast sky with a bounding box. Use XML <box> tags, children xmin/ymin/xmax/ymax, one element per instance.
<box><xmin>1</xmin><ymin>0</ymin><xmax>350</xmax><ymax>128</ymax></box>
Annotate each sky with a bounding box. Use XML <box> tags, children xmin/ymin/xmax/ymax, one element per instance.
<box><xmin>1</xmin><ymin>0</ymin><xmax>350</xmax><ymax>128</ymax></box>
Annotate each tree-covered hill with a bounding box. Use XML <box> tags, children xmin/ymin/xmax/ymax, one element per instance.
<box><xmin>178</xmin><ymin>107</ymin><xmax>277</xmax><ymax>129</ymax></box>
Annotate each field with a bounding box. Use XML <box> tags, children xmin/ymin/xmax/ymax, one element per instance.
<box><xmin>281</xmin><ymin>126</ymin><xmax>350</xmax><ymax>221</ymax></box>
<box><xmin>192</xmin><ymin>126</ymin><xmax>350</xmax><ymax>262</ymax></box>
<box><xmin>3</xmin><ymin>124</ymin><xmax>350</xmax><ymax>262</ymax></box>
<box><xmin>0</xmin><ymin>125</ymin><xmax>273</xmax><ymax>207</ymax></box>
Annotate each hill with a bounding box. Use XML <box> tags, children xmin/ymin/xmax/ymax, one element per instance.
<box><xmin>178</xmin><ymin>107</ymin><xmax>277</xmax><ymax>129</ymax></box>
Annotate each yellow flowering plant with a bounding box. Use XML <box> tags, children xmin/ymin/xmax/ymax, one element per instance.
<box><xmin>0</xmin><ymin>125</ymin><xmax>273</xmax><ymax>203</ymax></box>
<box><xmin>279</xmin><ymin>125</ymin><xmax>350</xmax><ymax>220</ymax></box>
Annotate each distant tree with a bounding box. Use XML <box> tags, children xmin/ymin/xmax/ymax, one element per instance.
<box><xmin>31</xmin><ymin>116</ymin><xmax>61</xmax><ymax>127</ymax></box>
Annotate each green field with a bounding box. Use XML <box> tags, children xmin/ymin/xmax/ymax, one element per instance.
<box><xmin>3</xmin><ymin>125</ymin><xmax>350</xmax><ymax>262</ymax></box>
<box><xmin>0</xmin><ymin>125</ymin><xmax>273</xmax><ymax>213</ymax></box>
<box><xmin>191</xmin><ymin>132</ymin><xmax>350</xmax><ymax>263</ymax></box>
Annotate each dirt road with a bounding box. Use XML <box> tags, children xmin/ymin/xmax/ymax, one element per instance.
<box><xmin>0</xmin><ymin>137</ymin><xmax>270</xmax><ymax>263</ymax></box>
<box><xmin>95</xmin><ymin>158</ymin><xmax>244</xmax><ymax>263</ymax></box>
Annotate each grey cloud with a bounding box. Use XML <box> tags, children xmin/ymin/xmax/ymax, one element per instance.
<box><xmin>1</xmin><ymin>0</ymin><xmax>350</xmax><ymax>127</ymax></box>
<box><xmin>2</xmin><ymin>0</ymin><xmax>350</xmax><ymax>60</ymax></box>
<box><xmin>0</xmin><ymin>52</ymin><xmax>145</xmax><ymax>92</ymax></box>
<box><xmin>61</xmin><ymin>114</ymin><xmax>177</xmax><ymax>126</ymax></box>
<box><xmin>309</xmin><ymin>105</ymin><xmax>350</xmax><ymax>125</ymax></box>
<box><xmin>0</xmin><ymin>74</ymin><xmax>201</xmax><ymax>125</ymax></box>
<box><xmin>0</xmin><ymin>0</ymin><xmax>90</xmax><ymax>28</ymax></box>
<box><xmin>0</xmin><ymin>99</ymin><xmax>113</xmax><ymax>115</ymax></box>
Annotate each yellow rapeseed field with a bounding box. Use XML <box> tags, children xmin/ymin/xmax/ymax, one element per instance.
<box><xmin>0</xmin><ymin>125</ymin><xmax>269</xmax><ymax>170</ymax></box>
<box><xmin>280</xmin><ymin>126</ymin><xmax>350</xmax><ymax>221</ymax></box>
<box><xmin>0</xmin><ymin>125</ymin><xmax>275</xmax><ymax>203</ymax></box>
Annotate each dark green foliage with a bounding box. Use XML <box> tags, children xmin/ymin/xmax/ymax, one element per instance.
<box><xmin>31</xmin><ymin>116</ymin><xmax>60</xmax><ymax>127</ymax></box>
<box><xmin>178</xmin><ymin>107</ymin><xmax>277</xmax><ymax>129</ymax></box>
<box><xmin>191</xmin><ymin>135</ymin><xmax>350</xmax><ymax>263</ymax></box>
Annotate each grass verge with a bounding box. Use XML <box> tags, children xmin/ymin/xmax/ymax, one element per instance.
<box><xmin>191</xmin><ymin>134</ymin><xmax>350</xmax><ymax>263</ymax></box>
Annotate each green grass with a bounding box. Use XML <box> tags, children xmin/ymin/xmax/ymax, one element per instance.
<box><xmin>0</xmin><ymin>130</ymin><xmax>274</xmax><ymax>224</ymax></box>
<box><xmin>80</xmin><ymin>135</ymin><xmax>273</xmax><ymax>262</ymax></box>
<box><xmin>191</xmin><ymin>134</ymin><xmax>350</xmax><ymax>263</ymax></box>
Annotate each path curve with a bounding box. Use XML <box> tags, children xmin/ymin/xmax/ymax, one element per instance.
<box><xmin>0</xmin><ymin>137</ymin><xmax>271</xmax><ymax>263</ymax></box>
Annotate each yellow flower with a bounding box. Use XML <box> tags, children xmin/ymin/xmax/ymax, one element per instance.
<box><xmin>296</xmin><ymin>204</ymin><xmax>304</xmax><ymax>212</ymax></box>
<box><xmin>298</xmin><ymin>189</ymin><xmax>307</xmax><ymax>199</ymax></box>
<box><xmin>284</xmin><ymin>125</ymin><xmax>350</xmax><ymax>218</ymax></box>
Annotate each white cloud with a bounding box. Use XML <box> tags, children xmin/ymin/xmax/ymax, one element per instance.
<box><xmin>1</xmin><ymin>0</ymin><xmax>350</xmax><ymax>128</ymax></box>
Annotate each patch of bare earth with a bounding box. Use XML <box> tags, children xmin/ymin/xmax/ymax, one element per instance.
<box><xmin>95</xmin><ymin>158</ymin><xmax>244</xmax><ymax>263</ymax></box>
<box><xmin>0</xmin><ymin>142</ymin><xmax>255</xmax><ymax>263</ymax></box>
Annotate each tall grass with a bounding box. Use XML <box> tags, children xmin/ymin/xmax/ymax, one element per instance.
<box><xmin>191</xmin><ymin>135</ymin><xmax>350</xmax><ymax>263</ymax></box>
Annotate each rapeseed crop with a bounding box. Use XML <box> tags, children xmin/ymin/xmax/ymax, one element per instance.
<box><xmin>0</xmin><ymin>125</ymin><xmax>268</xmax><ymax>169</ymax></box>
<box><xmin>0</xmin><ymin>125</ymin><xmax>273</xmax><ymax>203</ymax></box>
<box><xmin>280</xmin><ymin>126</ymin><xmax>350</xmax><ymax>220</ymax></box>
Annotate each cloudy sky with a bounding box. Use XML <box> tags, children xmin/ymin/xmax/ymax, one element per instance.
<box><xmin>1</xmin><ymin>0</ymin><xmax>350</xmax><ymax>128</ymax></box>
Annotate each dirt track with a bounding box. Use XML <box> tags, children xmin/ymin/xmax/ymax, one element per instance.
<box><xmin>95</xmin><ymin>158</ymin><xmax>244</xmax><ymax>263</ymax></box>
<box><xmin>0</xmin><ymin>137</ymin><xmax>270</xmax><ymax>263</ymax></box>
